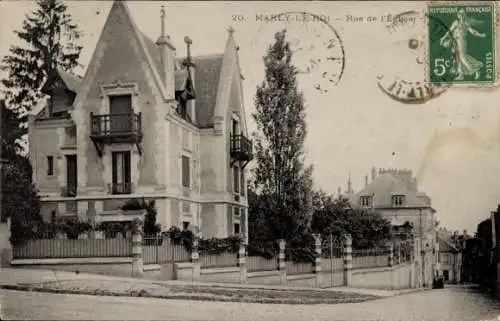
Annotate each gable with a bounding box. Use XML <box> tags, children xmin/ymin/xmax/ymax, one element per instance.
<box><xmin>74</xmin><ymin>1</ymin><xmax>166</xmax><ymax>108</ymax></box>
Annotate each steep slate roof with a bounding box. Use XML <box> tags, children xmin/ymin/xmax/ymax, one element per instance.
<box><xmin>350</xmin><ymin>169</ymin><xmax>434</xmax><ymax>209</ymax></box>
<box><xmin>58</xmin><ymin>69</ymin><xmax>82</xmax><ymax>93</ymax></box>
<box><xmin>137</xmin><ymin>29</ymin><xmax>224</xmax><ymax>128</ymax></box>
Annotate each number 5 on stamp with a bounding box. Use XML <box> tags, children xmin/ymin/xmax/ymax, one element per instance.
<box><xmin>427</xmin><ymin>2</ymin><xmax>497</xmax><ymax>85</ymax></box>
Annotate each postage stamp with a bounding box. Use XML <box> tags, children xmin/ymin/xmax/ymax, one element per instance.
<box><xmin>427</xmin><ymin>2</ymin><xmax>497</xmax><ymax>85</ymax></box>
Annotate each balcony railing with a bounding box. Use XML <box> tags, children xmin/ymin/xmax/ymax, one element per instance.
<box><xmin>108</xmin><ymin>182</ymin><xmax>133</xmax><ymax>195</ymax></box>
<box><xmin>90</xmin><ymin>112</ymin><xmax>142</xmax><ymax>138</ymax></box>
<box><xmin>230</xmin><ymin>134</ymin><xmax>253</xmax><ymax>162</ymax></box>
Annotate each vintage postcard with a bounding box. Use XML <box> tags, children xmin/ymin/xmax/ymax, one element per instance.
<box><xmin>0</xmin><ymin>1</ymin><xmax>499</xmax><ymax>320</ymax></box>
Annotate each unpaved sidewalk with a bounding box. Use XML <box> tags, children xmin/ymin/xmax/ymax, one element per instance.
<box><xmin>0</xmin><ymin>267</ymin><xmax>420</xmax><ymax>304</ymax></box>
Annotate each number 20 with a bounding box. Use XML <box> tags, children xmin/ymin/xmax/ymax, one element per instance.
<box><xmin>433</xmin><ymin>58</ymin><xmax>451</xmax><ymax>77</ymax></box>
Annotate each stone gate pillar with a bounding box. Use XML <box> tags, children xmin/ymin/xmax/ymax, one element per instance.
<box><xmin>343</xmin><ymin>234</ymin><xmax>352</xmax><ymax>287</ymax></box>
<box><xmin>277</xmin><ymin>239</ymin><xmax>287</xmax><ymax>286</ymax></box>
<box><xmin>131</xmin><ymin>218</ymin><xmax>144</xmax><ymax>277</ymax></box>
<box><xmin>312</xmin><ymin>234</ymin><xmax>322</xmax><ymax>288</ymax></box>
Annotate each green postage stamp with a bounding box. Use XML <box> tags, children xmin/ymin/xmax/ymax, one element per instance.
<box><xmin>427</xmin><ymin>2</ymin><xmax>497</xmax><ymax>85</ymax></box>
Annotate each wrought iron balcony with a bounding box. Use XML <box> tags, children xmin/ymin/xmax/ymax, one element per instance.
<box><xmin>89</xmin><ymin>112</ymin><xmax>143</xmax><ymax>157</ymax></box>
<box><xmin>230</xmin><ymin>134</ymin><xmax>253</xmax><ymax>168</ymax></box>
<box><xmin>108</xmin><ymin>182</ymin><xmax>133</xmax><ymax>195</ymax></box>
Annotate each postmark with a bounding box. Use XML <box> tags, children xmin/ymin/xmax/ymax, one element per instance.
<box><xmin>249</xmin><ymin>11</ymin><xmax>345</xmax><ymax>93</ymax></box>
<box><xmin>377</xmin><ymin>10</ymin><xmax>453</xmax><ymax>104</ymax></box>
<box><xmin>427</xmin><ymin>2</ymin><xmax>497</xmax><ymax>86</ymax></box>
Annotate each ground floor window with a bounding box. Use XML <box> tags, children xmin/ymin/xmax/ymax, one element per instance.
<box><xmin>443</xmin><ymin>269</ymin><xmax>449</xmax><ymax>281</ymax></box>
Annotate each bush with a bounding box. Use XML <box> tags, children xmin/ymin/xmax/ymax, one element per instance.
<box><xmin>166</xmin><ymin>225</ymin><xmax>242</xmax><ymax>254</ymax></box>
<box><xmin>199</xmin><ymin>235</ymin><xmax>241</xmax><ymax>255</ymax></box>
<box><xmin>96</xmin><ymin>222</ymin><xmax>132</xmax><ymax>238</ymax></box>
<box><xmin>167</xmin><ymin>226</ymin><xmax>194</xmax><ymax>252</ymax></box>
<box><xmin>121</xmin><ymin>198</ymin><xmax>160</xmax><ymax>236</ymax></box>
<box><xmin>38</xmin><ymin>220</ymin><xmax>93</xmax><ymax>240</ymax></box>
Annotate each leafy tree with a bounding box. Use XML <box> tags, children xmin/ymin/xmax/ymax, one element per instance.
<box><xmin>0</xmin><ymin>100</ymin><xmax>26</xmax><ymax>159</ymax></box>
<box><xmin>1</xmin><ymin>99</ymin><xmax>41</xmax><ymax>242</ymax></box>
<box><xmin>1</xmin><ymin>0</ymin><xmax>82</xmax><ymax>117</ymax></box>
<box><xmin>1</xmin><ymin>162</ymin><xmax>42</xmax><ymax>244</ymax></box>
<box><xmin>251</xmin><ymin>29</ymin><xmax>313</xmax><ymax>251</ymax></box>
<box><xmin>311</xmin><ymin>191</ymin><xmax>391</xmax><ymax>249</ymax></box>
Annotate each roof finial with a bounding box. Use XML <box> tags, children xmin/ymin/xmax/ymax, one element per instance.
<box><xmin>160</xmin><ymin>5</ymin><xmax>166</xmax><ymax>38</ymax></box>
<box><xmin>227</xmin><ymin>26</ymin><xmax>235</xmax><ymax>37</ymax></box>
<box><xmin>183</xmin><ymin>36</ymin><xmax>193</xmax><ymax>67</ymax></box>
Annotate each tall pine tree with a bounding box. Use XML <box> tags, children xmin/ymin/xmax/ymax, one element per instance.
<box><xmin>1</xmin><ymin>0</ymin><xmax>82</xmax><ymax>118</ymax></box>
<box><xmin>0</xmin><ymin>0</ymin><xmax>81</xmax><ymax>242</ymax></box>
<box><xmin>0</xmin><ymin>100</ymin><xmax>25</xmax><ymax>160</ymax></box>
<box><xmin>251</xmin><ymin>29</ymin><xmax>314</xmax><ymax>249</ymax></box>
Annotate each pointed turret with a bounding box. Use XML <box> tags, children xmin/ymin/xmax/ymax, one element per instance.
<box><xmin>346</xmin><ymin>172</ymin><xmax>353</xmax><ymax>196</ymax></box>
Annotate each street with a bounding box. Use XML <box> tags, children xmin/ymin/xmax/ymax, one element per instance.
<box><xmin>1</xmin><ymin>286</ymin><xmax>499</xmax><ymax>321</ymax></box>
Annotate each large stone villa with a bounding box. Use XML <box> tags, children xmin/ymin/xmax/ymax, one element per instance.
<box><xmin>348</xmin><ymin>168</ymin><xmax>439</xmax><ymax>287</ymax></box>
<box><xmin>27</xmin><ymin>1</ymin><xmax>252</xmax><ymax>240</ymax></box>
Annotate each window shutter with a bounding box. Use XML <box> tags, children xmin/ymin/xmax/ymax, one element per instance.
<box><xmin>112</xmin><ymin>153</ymin><xmax>117</xmax><ymax>185</ymax></box>
<box><xmin>240</xmin><ymin>169</ymin><xmax>245</xmax><ymax>196</ymax></box>
<box><xmin>124</xmin><ymin>151</ymin><xmax>131</xmax><ymax>184</ymax></box>
<box><xmin>233</xmin><ymin>167</ymin><xmax>239</xmax><ymax>194</ymax></box>
<box><xmin>182</xmin><ymin>155</ymin><xmax>190</xmax><ymax>188</ymax></box>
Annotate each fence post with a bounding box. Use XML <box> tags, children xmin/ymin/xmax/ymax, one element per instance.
<box><xmin>397</xmin><ymin>242</ymin><xmax>402</xmax><ymax>265</ymax></box>
<box><xmin>131</xmin><ymin>218</ymin><xmax>144</xmax><ymax>277</ymax></box>
<box><xmin>1</xmin><ymin>217</ymin><xmax>12</xmax><ymax>267</ymax></box>
<box><xmin>238</xmin><ymin>239</ymin><xmax>247</xmax><ymax>284</ymax></box>
<box><xmin>190</xmin><ymin>235</ymin><xmax>201</xmax><ymax>282</ymax></box>
<box><xmin>343</xmin><ymin>234</ymin><xmax>352</xmax><ymax>287</ymax></box>
<box><xmin>387</xmin><ymin>242</ymin><xmax>394</xmax><ymax>267</ymax></box>
<box><xmin>277</xmin><ymin>239</ymin><xmax>287</xmax><ymax>286</ymax></box>
<box><xmin>312</xmin><ymin>234</ymin><xmax>322</xmax><ymax>288</ymax></box>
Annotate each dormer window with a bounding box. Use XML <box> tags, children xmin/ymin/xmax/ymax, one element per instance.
<box><xmin>360</xmin><ymin>195</ymin><xmax>372</xmax><ymax>207</ymax></box>
<box><xmin>392</xmin><ymin>195</ymin><xmax>405</xmax><ymax>207</ymax></box>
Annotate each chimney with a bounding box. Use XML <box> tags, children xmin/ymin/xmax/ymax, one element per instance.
<box><xmin>364</xmin><ymin>175</ymin><xmax>368</xmax><ymax>188</ymax></box>
<box><xmin>371</xmin><ymin>167</ymin><xmax>377</xmax><ymax>181</ymax></box>
<box><xmin>156</xmin><ymin>5</ymin><xmax>176</xmax><ymax>100</ymax></box>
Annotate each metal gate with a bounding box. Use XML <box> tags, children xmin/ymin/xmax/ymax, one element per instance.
<box><xmin>321</xmin><ymin>234</ymin><xmax>344</xmax><ymax>287</ymax></box>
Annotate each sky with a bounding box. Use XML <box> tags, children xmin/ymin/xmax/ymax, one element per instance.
<box><xmin>1</xmin><ymin>1</ymin><xmax>500</xmax><ymax>233</ymax></box>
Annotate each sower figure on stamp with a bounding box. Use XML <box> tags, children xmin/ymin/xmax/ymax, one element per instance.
<box><xmin>439</xmin><ymin>9</ymin><xmax>487</xmax><ymax>81</ymax></box>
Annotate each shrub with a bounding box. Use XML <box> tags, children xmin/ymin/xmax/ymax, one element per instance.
<box><xmin>199</xmin><ymin>235</ymin><xmax>241</xmax><ymax>255</ymax></box>
<box><xmin>167</xmin><ymin>225</ymin><xmax>242</xmax><ymax>254</ymax></box>
<box><xmin>95</xmin><ymin>222</ymin><xmax>132</xmax><ymax>238</ymax></box>
<box><xmin>121</xmin><ymin>198</ymin><xmax>160</xmax><ymax>236</ymax></box>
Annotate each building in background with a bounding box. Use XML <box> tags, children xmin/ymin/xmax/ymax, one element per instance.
<box><xmin>27</xmin><ymin>1</ymin><xmax>252</xmax><ymax>240</ymax></box>
<box><xmin>349</xmin><ymin>167</ymin><xmax>438</xmax><ymax>287</ymax></box>
<box><xmin>437</xmin><ymin>234</ymin><xmax>462</xmax><ymax>283</ymax></box>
